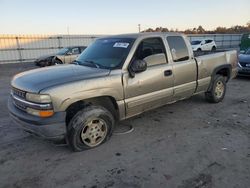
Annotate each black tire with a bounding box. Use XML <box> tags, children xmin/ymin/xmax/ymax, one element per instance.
<box><xmin>197</xmin><ymin>48</ymin><xmax>202</xmax><ymax>52</ymax></box>
<box><xmin>205</xmin><ymin>75</ymin><xmax>226</xmax><ymax>103</ymax></box>
<box><xmin>211</xmin><ymin>46</ymin><xmax>216</xmax><ymax>52</ymax></box>
<box><xmin>67</xmin><ymin>105</ymin><xmax>115</xmax><ymax>152</ymax></box>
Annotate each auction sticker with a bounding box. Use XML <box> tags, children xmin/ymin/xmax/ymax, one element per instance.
<box><xmin>113</xmin><ymin>42</ymin><xmax>130</xmax><ymax>48</ymax></box>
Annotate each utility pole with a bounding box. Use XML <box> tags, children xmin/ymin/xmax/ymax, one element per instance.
<box><xmin>138</xmin><ymin>24</ymin><xmax>141</xmax><ymax>33</ymax></box>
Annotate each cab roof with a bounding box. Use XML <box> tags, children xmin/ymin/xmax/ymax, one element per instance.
<box><xmin>102</xmin><ymin>32</ymin><xmax>184</xmax><ymax>39</ymax></box>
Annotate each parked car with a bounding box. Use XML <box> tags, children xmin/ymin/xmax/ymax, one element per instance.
<box><xmin>191</xmin><ymin>39</ymin><xmax>217</xmax><ymax>52</ymax></box>
<box><xmin>238</xmin><ymin>48</ymin><xmax>250</xmax><ymax>76</ymax></box>
<box><xmin>240</xmin><ymin>33</ymin><xmax>250</xmax><ymax>53</ymax></box>
<box><xmin>35</xmin><ymin>46</ymin><xmax>86</xmax><ymax>67</ymax></box>
<box><xmin>8</xmin><ymin>32</ymin><xmax>237</xmax><ymax>151</ymax></box>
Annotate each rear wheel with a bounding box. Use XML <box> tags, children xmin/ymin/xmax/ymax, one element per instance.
<box><xmin>67</xmin><ymin>105</ymin><xmax>115</xmax><ymax>151</ymax></box>
<box><xmin>205</xmin><ymin>75</ymin><xmax>226</xmax><ymax>103</ymax></box>
<box><xmin>211</xmin><ymin>46</ymin><xmax>216</xmax><ymax>51</ymax></box>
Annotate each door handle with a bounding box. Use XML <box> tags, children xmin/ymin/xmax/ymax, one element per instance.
<box><xmin>164</xmin><ymin>70</ymin><xmax>172</xmax><ymax>76</ymax></box>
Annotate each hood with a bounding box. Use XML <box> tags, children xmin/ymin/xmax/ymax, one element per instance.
<box><xmin>239</xmin><ymin>54</ymin><xmax>250</xmax><ymax>63</ymax></box>
<box><xmin>36</xmin><ymin>54</ymin><xmax>56</xmax><ymax>61</ymax></box>
<box><xmin>12</xmin><ymin>65</ymin><xmax>111</xmax><ymax>93</ymax></box>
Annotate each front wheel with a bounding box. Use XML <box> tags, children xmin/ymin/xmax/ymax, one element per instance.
<box><xmin>205</xmin><ymin>75</ymin><xmax>226</xmax><ymax>103</ymax></box>
<box><xmin>67</xmin><ymin>106</ymin><xmax>115</xmax><ymax>151</ymax></box>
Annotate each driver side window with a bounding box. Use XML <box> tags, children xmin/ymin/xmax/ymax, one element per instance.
<box><xmin>134</xmin><ymin>37</ymin><xmax>168</xmax><ymax>66</ymax></box>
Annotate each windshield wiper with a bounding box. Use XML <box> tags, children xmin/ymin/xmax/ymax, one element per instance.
<box><xmin>84</xmin><ymin>60</ymin><xmax>100</xmax><ymax>68</ymax></box>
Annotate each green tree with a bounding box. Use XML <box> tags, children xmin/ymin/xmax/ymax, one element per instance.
<box><xmin>247</xmin><ymin>21</ymin><xmax>250</xmax><ymax>28</ymax></box>
<box><xmin>197</xmin><ymin>25</ymin><xmax>205</xmax><ymax>34</ymax></box>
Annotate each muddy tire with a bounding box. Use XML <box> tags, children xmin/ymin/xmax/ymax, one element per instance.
<box><xmin>67</xmin><ymin>105</ymin><xmax>115</xmax><ymax>152</ymax></box>
<box><xmin>205</xmin><ymin>75</ymin><xmax>226</xmax><ymax>103</ymax></box>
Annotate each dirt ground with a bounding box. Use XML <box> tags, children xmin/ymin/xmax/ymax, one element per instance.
<box><xmin>0</xmin><ymin>63</ymin><xmax>250</xmax><ymax>188</ymax></box>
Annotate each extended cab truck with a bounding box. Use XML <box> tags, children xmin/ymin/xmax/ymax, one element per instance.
<box><xmin>8</xmin><ymin>33</ymin><xmax>238</xmax><ymax>151</ymax></box>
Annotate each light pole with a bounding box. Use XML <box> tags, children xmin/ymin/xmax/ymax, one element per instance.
<box><xmin>138</xmin><ymin>24</ymin><xmax>141</xmax><ymax>33</ymax></box>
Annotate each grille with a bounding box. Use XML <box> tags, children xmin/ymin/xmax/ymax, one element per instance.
<box><xmin>239</xmin><ymin>62</ymin><xmax>250</xmax><ymax>68</ymax></box>
<box><xmin>12</xmin><ymin>87</ymin><xmax>26</xmax><ymax>99</ymax></box>
<box><xmin>11</xmin><ymin>87</ymin><xmax>27</xmax><ymax>112</ymax></box>
<box><xmin>13</xmin><ymin>98</ymin><xmax>27</xmax><ymax>111</ymax></box>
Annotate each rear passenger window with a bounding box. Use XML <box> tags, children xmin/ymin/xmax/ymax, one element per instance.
<box><xmin>205</xmin><ymin>40</ymin><xmax>212</xmax><ymax>44</ymax></box>
<box><xmin>167</xmin><ymin>36</ymin><xmax>189</xmax><ymax>62</ymax></box>
<box><xmin>71</xmin><ymin>48</ymin><xmax>80</xmax><ymax>55</ymax></box>
<box><xmin>134</xmin><ymin>37</ymin><xmax>167</xmax><ymax>66</ymax></box>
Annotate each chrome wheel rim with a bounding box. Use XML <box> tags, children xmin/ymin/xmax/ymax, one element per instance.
<box><xmin>80</xmin><ymin>118</ymin><xmax>108</xmax><ymax>147</ymax></box>
<box><xmin>214</xmin><ymin>81</ymin><xmax>224</xmax><ymax>98</ymax></box>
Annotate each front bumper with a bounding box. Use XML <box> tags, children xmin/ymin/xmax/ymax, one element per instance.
<box><xmin>8</xmin><ymin>97</ymin><xmax>66</xmax><ymax>141</ymax></box>
<box><xmin>34</xmin><ymin>59</ymin><xmax>50</xmax><ymax>66</ymax></box>
<box><xmin>238</xmin><ymin>67</ymin><xmax>250</xmax><ymax>76</ymax></box>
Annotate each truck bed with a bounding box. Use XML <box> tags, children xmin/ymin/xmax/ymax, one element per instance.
<box><xmin>193</xmin><ymin>49</ymin><xmax>238</xmax><ymax>57</ymax></box>
<box><xmin>195</xmin><ymin>50</ymin><xmax>238</xmax><ymax>82</ymax></box>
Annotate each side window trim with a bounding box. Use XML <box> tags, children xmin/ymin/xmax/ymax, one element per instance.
<box><xmin>132</xmin><ymin>37</ymin><xmax>168</xmax><ymax>66</ymax></box>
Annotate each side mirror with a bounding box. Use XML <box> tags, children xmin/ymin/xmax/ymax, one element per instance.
<box><xmin>128</xmin><ymin>59</ymin><xmax>147</xmax><ymax>78</ymax></box>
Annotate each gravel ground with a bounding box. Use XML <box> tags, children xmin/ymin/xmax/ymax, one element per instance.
<box><xmin>0</xmin><ymin>63</ymin><xmax>250</xmax><ymax>188</ymax></box>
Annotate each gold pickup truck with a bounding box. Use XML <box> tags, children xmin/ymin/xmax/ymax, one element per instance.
<box><xmin>8</xmin><ymin>32</ymin><xmax>238</xmax><ymax>151</ymax></box>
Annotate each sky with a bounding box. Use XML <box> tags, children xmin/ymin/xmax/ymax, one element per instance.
<box><xmin>0</xmin><ymin>0</ymin><xmax>249</xmax><ymax>35</ymax></box>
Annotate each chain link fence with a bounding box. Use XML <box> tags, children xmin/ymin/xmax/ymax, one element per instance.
<box><xmin>0</xmin><ymin>34</ymin><xmax>242</xmax><ymax>64</ymax></box>
<box><xmin>187</xmin><ymin>34</ymin><xmax>242</xmax><ymax>49</ymax></box>
<box><xmin>0</xmin><ymin>35</ymin><xmax>100</xmax><ymax>64</ymax></box>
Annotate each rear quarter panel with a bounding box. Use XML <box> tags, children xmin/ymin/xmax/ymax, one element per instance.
<box><xmin>195</xmin><ymin>50</ymin><xmax>237</xmax><ymax>93</ymax></box>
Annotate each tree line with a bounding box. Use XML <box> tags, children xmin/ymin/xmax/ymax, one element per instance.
<box><xmin>142</xmin><ymin>22</ymin><xmax>250</xmax><ymax>34</ymax></box>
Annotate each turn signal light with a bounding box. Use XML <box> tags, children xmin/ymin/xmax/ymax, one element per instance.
<box><xmin>39</xmin><ymin>110</ymin><xmax>54</xmax><ymax>117</ymax></box>
<box><xmin>26</xmin><ymin>107</ymin><xmax>54</xmax><ymax>117</ymax></box>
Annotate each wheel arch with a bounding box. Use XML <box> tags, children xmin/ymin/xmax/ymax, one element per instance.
<box><xmin>54</xmin><ymin>56</ymin><xmax>63</xmax><ymax>64</ymax></box>
<box><xmin>207</xmin><ymin>64</ymin><xmax>232</xmax><ymax>92</ymax></box>
<box><xmin>212</xmin><ymin>64</ymin><xmax>232</xmax><ymax>82</ymax></box>
<box><xmin>65</xmin><ymin>96</ymin><xmax>119</xmax><ymax>126</ymax></box>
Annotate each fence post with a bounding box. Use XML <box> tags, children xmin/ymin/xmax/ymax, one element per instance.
<box><xmin>15</xmin><ymin>36</ymin><xmax>22</xmax><ymax>63</ymax></box>
<box><xmin>57</xmin><ymin>36</ymin><xmax>62</xmax><ymax>49</ymax></box>
<box><xmin>222</xmin><ymin>35</ymin><xmax>225</xmax><ymax>48</ymax></box>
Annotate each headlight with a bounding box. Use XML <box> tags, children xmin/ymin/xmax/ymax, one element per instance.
<box><xmin>26</xmin><ymin>93</ymin><xmax>52</xmax><ymax>103</ymax></box>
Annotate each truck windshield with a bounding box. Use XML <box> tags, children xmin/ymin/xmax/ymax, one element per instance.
<box><xmin>56</xmin><ymin>48</ymin><xmax>69</xmax><ymax>55</ymax></box>
<box><xmin>76</xmin><ymin>38</ymin><xmax>135</xmax><ymax>69</ymax></box>
<box><xmin>191</xmin><ymin>41</ymin><xmax>201</xmax><ymax>45</ymax></box>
